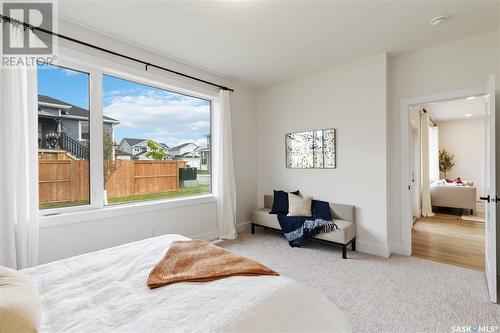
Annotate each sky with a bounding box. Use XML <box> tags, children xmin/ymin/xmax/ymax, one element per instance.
<box><xmin>37</xmin><ymin>64</ymin><xmax>211</xmax><ymax>147</ymax></box>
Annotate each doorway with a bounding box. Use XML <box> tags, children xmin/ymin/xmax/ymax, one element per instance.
<box><xmin>399</xmin><ymin>79</ymin><xmax>497</xmax><ymax>303</ymax></box>
<box><xmin>409</xmin><ymin>96</ymin><xmax>487</xmax><ymax>271</ymax></box>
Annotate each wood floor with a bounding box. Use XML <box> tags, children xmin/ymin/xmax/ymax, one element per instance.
<box><xmin>412</xmin><ymin>214</ymin><xmax>485</xmax><ymax>271</ymax></box>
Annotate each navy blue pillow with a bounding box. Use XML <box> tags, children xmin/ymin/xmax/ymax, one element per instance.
<box><xmin>270</xmin><ymin>190</ymin><xmax>300</xmax><ymax>214</ymax></box>
<box><xmin>312</xmin><ymin>200</ymin><xmax>332</xmax><ymax>221</ymax></box>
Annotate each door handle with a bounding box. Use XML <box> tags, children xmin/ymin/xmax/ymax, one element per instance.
<box><xmin>480</xmin><ymin>195</ymin><xmax>490</xmax><ymax>202</ymax></box>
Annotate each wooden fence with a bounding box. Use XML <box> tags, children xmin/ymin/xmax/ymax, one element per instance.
<box><xmin>38</xmin><ymin>159</ymin><xmax>187</xmax><ymax>204</ymax></box>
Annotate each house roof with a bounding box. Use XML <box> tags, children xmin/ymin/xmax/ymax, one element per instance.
<box><xmin>175</xmin><ymin>152</ymin><xmax>199</xmax><ymax>158</ymax></box>
<box><xmin>121</xmin><ymin>138</ymin><xmax>147</xmax><ymax>147</ymax></box>
<box><xmin>169</xmin><ymin>142</ymin><xmax>199</xmax><ymax>150</ymax></box>
<box><xmin>158</xmin><ymin>143</ymin><xmax>169</xmax><ymax>150</ymax></box>
<box><xmin>38</xmin><ymin>95</ymin><xmax>119</xmax><ymax>123</ymax></box>
<box><xmin>115</xmin><ymin>149</ymin><xmax>133</xmax><ymax>156</ymax></box>
<box><xmin>135</xmin><ymin>150</ymin><xmax>152</xmax><ymax>157</ymax></box>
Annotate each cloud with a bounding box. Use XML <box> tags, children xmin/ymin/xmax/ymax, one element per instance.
<box><xmin>104</xmin><ymin>91</ymin><xmax>211</xmax><ymax>147</ymax></box>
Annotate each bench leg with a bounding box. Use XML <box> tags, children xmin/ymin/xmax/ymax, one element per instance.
<box><xmin>351</xmin><ymin>238</ymin><xmax>356</xmax><ymax>251</ymax></box>
<box><xmin>342</xmin><ymin>245</ymin><xmax>347</xmax><ymax>259</ymax></box>
<box><xmin>251</xmin><ymin>223</ymin><xmax>255</xmax><ymax>234</ymax></box>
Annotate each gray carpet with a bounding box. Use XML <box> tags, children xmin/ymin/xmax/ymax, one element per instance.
<box><xmin>219</xmin><ymin>231</ymin><xmax>500</xmax><ymax>333</ymax></box>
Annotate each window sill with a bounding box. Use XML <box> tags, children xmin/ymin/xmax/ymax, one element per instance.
<box><xmin>39</xmin><ymin>194</ymin><xmax>217</xmax><ymax>229</ymax></box>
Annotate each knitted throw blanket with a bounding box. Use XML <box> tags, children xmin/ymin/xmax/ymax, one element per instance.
<box><xmin>147</xmin><ymin>240</ymin><xmax>279</xmax><ymax>289</ymax></box>
<box><xmin>277</xmin><ymin>215</ymin><xmax>338</xmax><ymax>247</ymax></box>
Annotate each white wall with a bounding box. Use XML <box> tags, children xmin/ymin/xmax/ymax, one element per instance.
<box><xmin>437</xmin><ymin>117</ymin><xmax>486</xmax><ymax>198</ymax></box>
<box><xmin>388</xmin><ymin>30</ymin><xmax>499</xmax><ymax>252</ymax></box>
<box><xmin>39</xmin><ymin>21</ymin><xmax>258</xmax><ymax>263</ymax></box>
<box><xmin>257</xmin><ymin>53</ymin><xmax>389</xmax><ymax>257</ymax></box>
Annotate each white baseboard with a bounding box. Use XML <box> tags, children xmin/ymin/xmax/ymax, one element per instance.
<box><xmin>389</xmin><ymin>243</ymin><xmax>410</xmax><ymax>256</ymax></box>
<box><xmin>356</xmin><ymin>240</ymin><xmax>390</xmax><ymax>258</ymax></box>
<box><xmin>236</xmin><ymin>221</ymin><xmax>251</xmax><ymax>233</ymax></box>
<box><xmin>191</xmin><ymin>230</ymin><xmax>218</xmax><ymax>241</ymax></box>
<box><xmin>199</xmin><ymin>222</ymin><xmax>390</xmax><ymax>258</ymax></box>
<box><xmin>192</xmin><ymin>221</ymin><xmax>251</xmax><ymax>242</ymax></box>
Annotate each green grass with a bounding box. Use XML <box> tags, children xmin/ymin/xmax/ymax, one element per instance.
<box><xmin>39</xmin><ymin>185</ymin><xmax>210</xmax><ymax>209</ymax></box>
<box><xmin>108</xmin><ymin>185</ymin><xmax>210</xmax><ymax>205</ymax></box>
<box><xmin>197</xmin><ymin>170</ymin><xmax>210</xmax><ymax>175</ymax></box>
<box><xmin>40</xmin><ymin>200</ymin><xmax>89</xmax><ymax>210</ymax></box>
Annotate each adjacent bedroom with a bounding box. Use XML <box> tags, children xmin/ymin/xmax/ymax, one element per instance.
<box><xmin>410</xmin><ymin>96</ymin><xmax>488</xmax><ymax>271</ymax></box>
<box><xmin>1</xmin><ymin>1</ymin><xmax>499</xmax><ymax>333</ymax></box>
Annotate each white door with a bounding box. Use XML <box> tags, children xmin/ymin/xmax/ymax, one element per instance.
<box><xmin>483</xmin><ymin>75</ymin><xmax>496</xmax><ymax>303</ymax></box>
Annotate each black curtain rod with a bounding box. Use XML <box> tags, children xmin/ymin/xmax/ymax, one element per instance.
<box><xmin>0</xmin><ymin>15</ymin><xmax>234</xmax><ymax>92</ymax></box>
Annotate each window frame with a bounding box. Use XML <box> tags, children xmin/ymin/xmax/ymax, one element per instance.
<box><xmin>39</xmin><ymin>46</ymin><xmax>218</xmax><ymax>220</ymax></box>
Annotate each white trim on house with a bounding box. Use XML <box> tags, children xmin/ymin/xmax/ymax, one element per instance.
<box><xmin>397</xmin><ymin>86</ymin><xmax>487</xmax><ymax>256</ymax></box>
<box><xmin>39</xmin><ymin>101</ymin><xmax>72</xmax><ymax>110</ymax></box>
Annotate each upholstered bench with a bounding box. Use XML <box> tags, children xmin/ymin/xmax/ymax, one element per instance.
<box><xmin>251</xmin><ymin>195</ymin><xmax>356</xmax><ymax>258</ymax></box>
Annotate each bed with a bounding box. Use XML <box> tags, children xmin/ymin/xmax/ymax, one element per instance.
<box><xmin>21</xmin><ymin>234</ymin><xmax>351</xmax><ymax>332</ymax></box>
<box><xmin>430</xmin><ymin>180</ymin><xmax>476</xmax><ymax>212</ymax></box>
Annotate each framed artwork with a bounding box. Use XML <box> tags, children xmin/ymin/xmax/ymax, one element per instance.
<box><xmin>285</xmin><ymin>128</ymin><xmax>336</xmax><ymax>169</ymax></box>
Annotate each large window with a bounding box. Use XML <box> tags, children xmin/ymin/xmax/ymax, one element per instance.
<box><xmin>37</xmin><ymin>64</ymin><xmax>90</xmax><ymax>210</ymax></box>
<box><xmin>102</xmin><ymin>75</ymin><xmax>211</xmax><ymax>205</ymax></box>
<box><xmin>37</xmin><ymin>59</ymin><xmax>213</xmax><ymax>213</ymax></box>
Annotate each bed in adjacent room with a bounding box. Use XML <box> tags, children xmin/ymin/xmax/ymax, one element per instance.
<box><xmin>20</xmin><ymin>234</ymin><xmax>351</xmax><ymax>333</ymax></box>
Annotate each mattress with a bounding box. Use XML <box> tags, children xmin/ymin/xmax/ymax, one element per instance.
<box><xmin>22</xmin><ymin>234</ymin><xmax>351</xmax><ymax>333</ymax></box>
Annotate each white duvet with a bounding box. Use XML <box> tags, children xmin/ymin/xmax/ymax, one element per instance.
<box><xmin>22</xmin><ymin>234</ymin><xmax>351</xmax><ymax>333</ymax></box>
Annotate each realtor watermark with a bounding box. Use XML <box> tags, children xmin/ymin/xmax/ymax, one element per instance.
<box><xmin>1</xmin><ymin>1</ymin><xmax>57</xmax><ymax>66</ymax></box>
<box><xmin>452</xmin><ymin>324</ymin><xmax>500</xmax><ymax>333</ymax></box>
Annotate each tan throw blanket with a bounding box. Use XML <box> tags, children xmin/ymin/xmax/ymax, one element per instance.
<box><xmin>147</xmin><ymin>240</ymin><xmax>279</xmax><ymax>289</ymax></box>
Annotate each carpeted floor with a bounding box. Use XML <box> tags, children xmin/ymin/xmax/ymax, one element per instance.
<box><xmin>219</xmin><ymin>230</ymin><xmax>500</xmax><ymax>333</ymax></box>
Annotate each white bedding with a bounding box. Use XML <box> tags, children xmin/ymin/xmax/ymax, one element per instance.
<box><xmin>22</xmin><ymin>234</ymin><xmax>351</xmax><ymax>333</ymax></box>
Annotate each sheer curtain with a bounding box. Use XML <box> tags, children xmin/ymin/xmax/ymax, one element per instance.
<box><xmin>428</xmin><ymin>126</ymin><xmax>440</xmax><ymax>183</ymax></box>
<box><xmin>420</xmin><ymin>113</ymin><xmax>434</xmax><ymax>217</ymax></box>
<box><xmin>0</xmin><ymin>26</ymin><xmax>40</xmax><ymax>268</ymax></box>
<box><xmin>213</xmin><ymin>89</ymin><xmax>237</xmax><ymax>239</ymax></box>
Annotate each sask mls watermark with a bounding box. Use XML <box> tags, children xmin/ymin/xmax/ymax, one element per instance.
<box><xmin>1</xmin><ymin>2</ymin><xmax>57</xmax><ymax>66</ymax></box>
<box><xmin>452</xmin><ymin>324</ymin><xmax>500</xmax><ymax>333</ymax></box>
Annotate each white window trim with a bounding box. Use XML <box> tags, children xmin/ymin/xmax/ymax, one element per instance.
<box><xmin>78</xmin><ymin>120</ymin><xmax>89</xmax><ymax>141</ymax></box>
<box><xmin>39</xmin><ymin>45</ymin><xmax>217</xmax><ymax>225</ymax></box>
<box><xmin>40</xmin><ymin>194</ymin><xmax>216</xmax><ymax>228</ymax></box>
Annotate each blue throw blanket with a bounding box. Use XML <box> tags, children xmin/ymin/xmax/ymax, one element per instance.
<box><xmin>277</xmin><ymin>200</ymin><xmax>338</xmax><ymax>247</ymax></box>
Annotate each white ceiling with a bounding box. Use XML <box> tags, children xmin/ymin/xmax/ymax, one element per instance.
<box><xmin>58</xmin><ymin>1</ymin><xmax>498</xmax><ymax>86</ymax></box>
<box><xmin>424</xmin><ymin>96</ymin><xmax>487</xmax><ymax>123</ymax></box>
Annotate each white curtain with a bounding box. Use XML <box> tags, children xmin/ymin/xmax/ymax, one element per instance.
<box><xmin>213</xmin><ymin>89</ymin><xmax>237</xmax><ymax>239</ymax></box>
<box><xmin>420</xmin><ymin>113</ymin><xmax>434</xmax><ymax>217</ymax></box>
<box><xmin>428</xmin><ymin>126</ymin><xmax>439</xmax><ymax>183</ymax></box>
<box><xmin>0</xmin><ymin>27</ymin><xmax>40</xmax><ymax>269</ymax></box>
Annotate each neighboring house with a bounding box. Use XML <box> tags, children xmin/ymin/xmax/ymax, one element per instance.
<box><xmin>116</xmin><ymin>138</ymin><xmax>169</xmax><ymax>160</ymax></box>
<box><xmin>115</xmin><ymin>137</ymin><xmax>209</xmax><ymax>167</ymax></box>
<box><xmin>197</xmin><ymin>146</ymin><xmax>210</xmax><ymax>170</ymax></box>
<box><xmin>115</xmin><ymin>149</ymin><xmax>134</xmax><ymax>161</ymax></box>
<box><xmin>197</xmin><ymin>135</ymin><xmax>210</xmax><ymax>171</ymax></box>
<box><xmin>169</xmin><ymin>142</ymin><xmax>200</xmax><ymax>168</ymax></box>
<box><xmin>38</xmin><ymin>95</ymin><xmax>119</xmax><ymax>159</ymax></box>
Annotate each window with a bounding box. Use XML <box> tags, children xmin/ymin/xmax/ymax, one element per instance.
<box><xmin>102</xmin><ymin>75</ymin><xmax>212</xmax><ymax>206</ymax></box>
<box><xmin>37</xmin><ymin>63</ymin><xmax>90</xmax><ymax>210</ymax></box>
<box><xmin>36</xmin><ymin>56</ymin><xmax>214</xmax><ymax>215</ymax></box>
<box><xmin>79</xmin><ymin>121</ymin><xmax>89</xmax><ymax>141</ymax></box>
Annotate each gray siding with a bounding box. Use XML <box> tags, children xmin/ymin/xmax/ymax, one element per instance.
<box><xmin>118</xmin><ymin>140</ymin><xmax>133</xmax><ymax>155</ymax></box>
<box><xmin>60</xmin><ymin>119</ymin><xmax>81</xmax><ymax>142</ymax></box>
